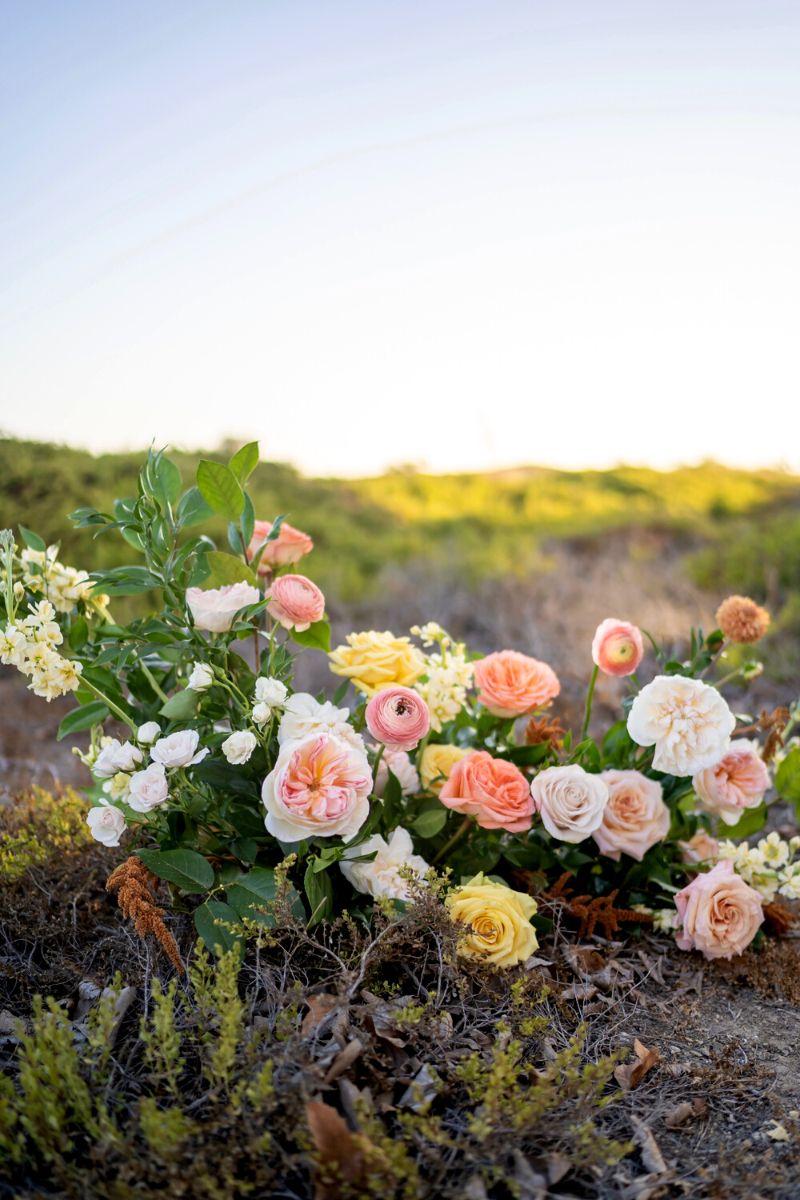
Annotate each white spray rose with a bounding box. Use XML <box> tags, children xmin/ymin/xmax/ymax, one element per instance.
<box><xmin>531</xmin><ymin>764</ymin><xmax>609</xmax><ymax>843</ymax></box>
<box><xmin>187</xmin><ymin>661</ymin><xmax>214</xmax><ymax>691</ymax></box>
<box><xmin>137</xmin><ymin>721</ymin><xmax>161</xmax><ymax>744</ymax></box>
<box><xmin>186</xmin><ymin>583</ymin><xmax>261</xmax><ymax>633</ymax></box>
<box><xmin>93</xmin><ymin>738</ymin><xmax>143</xmax><ymax>780</ymax></box>
<box><xmin>150</xmin><ymin>730</ymin><xmax>209</xmax><ymax>768</ymax></box>
<box><xmin>254</xmin><ymin>676</ymin><xmax>288</xmax><ymax>706</ymax></box>
<box><xmin>278</xmin><ymin>693</ymin><xmax>364</xmax><ymax>752</ymax></box>
<box><xmin>627</xmin><ymin>675</ymin><xmax>735</xmax><ymax>776</ymax></box>
<box><xmin>222</xmin><ymin>730</ymin><xmax>258</xmax><ymax>765</ymax></box>
<box><xmin>87</xmin><ymin>804</ymin><xmax>127</xmax><ymax>847</ymax></box>
<box><xmin>340</xmin><ymin>828</ymin><xmax>429</xmax><ymax>900</ymax></box>
<box><xmin>128</xmin><ymin>763</ymin><xmax>170</xmax><ymax>812</ymax></box>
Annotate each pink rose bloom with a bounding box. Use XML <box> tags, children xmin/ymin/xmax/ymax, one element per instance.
<box><xmin>248</xmin><ymin>519</ymin><xmax>313</xmax><ymax>573</ymax></box>
<box><xmin>674</xmin><ymin>859</ymin><xmax>763</xmax><ymax>959</ymax></box>
<box><xmin>591</xmin><ymin>618</ymin><xmax>644</xmax><ymax>677</ymax></box>
<box><xmin>267</xmin><ymin>574</ymin><xmax>325</xmax><ymax>632</ymax></box>
<box><xmin>365</xmin><ymin>686</ymin><xmax>430</xmax><ymax>751</ymax></box>
<box><xmin>187</xmin><ymin>582</ymin><xmax>261</xmax><ymax>633</ymax></box>
<box><xmin>530</xmin><ymin>764</ymin><xmax>608</xmax><ymax>843</ymax></box>
<box><xmin>474</xmin><ymin>650</ymin><xmax>560</xmax><ymax>718</ymax></box>
<box><xmin>592</xmin><ymin>770</ymin><xmax>670</xmax><ymax>861</ymax></box>
<box><xmin>262</xmin><ymin>732</ymin><xmax>372</xmax><ymax>843</ymax></box>
<box><xmin>679</xmin><ymin>830</ymin><xmax>720</xmax><ymax>864</ymax></box>
<box><xmin>692</xmin><ymin>739</ymin><xmax>770</xmax><ymax>826</ymax></box>
<box><xmin>440</xmin><ymin>750</ymin><xmax>534</xmax><ymax>833</ymax></box>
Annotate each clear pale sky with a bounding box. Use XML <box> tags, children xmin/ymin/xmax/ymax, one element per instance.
<box><xmin>1</xmin><ymin>1</ymin><xmax>798</xmax><ymax>475</ymax></box>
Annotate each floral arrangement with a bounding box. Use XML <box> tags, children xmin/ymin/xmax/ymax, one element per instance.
<box><xmin>2</xmin><ymin>444</ymin><xmax>798</xmax><ymax>968</ymax></box>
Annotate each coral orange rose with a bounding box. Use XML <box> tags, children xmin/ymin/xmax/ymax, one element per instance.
<box><xmin>474</xmin><ymin>650</ymin><xmax>560</xmax><ymax>718</ymax></box>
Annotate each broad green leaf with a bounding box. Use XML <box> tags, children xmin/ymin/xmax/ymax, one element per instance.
<box><xmin>204</xmin><ymin>550</ymin><xmax>258</xmax><ymax>589</ymax></box>
<box><xmin>228</xmin><ymin>441</ymin><xmax>259</xmax><ymax>485</ymax></box>
<box><xmin>230</xmin><ymin>837</ymin><xmax>259</xmax><ymax>865</ymax></box>
<box><xmin>776</xmin><ymin>746</ymin><xmax>800</xmax><ymax>803</ymax></box>
<box><xmin>720</xmin><ymin>803</ymin><xmax>768</xmax><ymax>841</ymax></box>
<box><xmin>194</xmin><ymin>900</ymin><xmax>243</xmax><ymax>955</ymax></box>
<box><xmin>412</xmin><ymin>804</ymin><xmax>449</xmax><ymax>839</ymax></box>
<box><xmin>227</xmin><ymin>867</ymin><xmax>278</xmax><ymax>923</ymax></box>
<box><xmin>56</xmin><ymin>700</ymin><xmax>109</xmax><ymax>741</ymax></box>
<box><xmin>67</xmin><ymin>616</ymin><xmax>89</xmax><ymax>650</ymax></box>
<box><xmin>152</xmin><ymin>455</ymin><xmax>182</xmax><ymax>506</ymax></box>
<box><xmin>304</xmin><ymin>861</ymin><xmax>333</xmax><ymax>927</ymax></box>
<box><xmin>196</xmin><ymin>460</ymin><xmax>245</xmax><ymax>521</ymax></box>
<box><xmin>137</xmin><ymin>848</ymin><xmax>214</xmax><ymax>893</ymax></box>
<box><xmin>291</xmin><ymin>620</ymin><xmax>331</xmax><ymax>652</ymax></box>
<box><xmin>91</xmin><ymin>566</ymin><xmax>162</xmax><ymax>596</ymax></box>
<box><xmin>18</xmin><ymin>526</ymin><xmax>46</xmax><ymax>551</ymax></box>
<box><xmin>177</xmin><ymin>486</ymin><xmax>214</xmax><ymax>528</ymax></box>
<box><xmin>159</xmin><ymin>689</ymin><xmax>199</xmax><ymax>720</ymax></box>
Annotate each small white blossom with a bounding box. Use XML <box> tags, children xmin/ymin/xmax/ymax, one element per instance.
<box><xmin>187</xmin><ymin>661</ymin><xmax>214</xmax><ymax>691</ymax></box>
<box><xmin>94</xmin><ymin>738</ymin><xmax>144</xmax><ymax>780</ymax></box>
<box><xmin>254</xmin><ymin>676</ymin><xmax>288</xmax><ymax>707</ymax></box>
<box><xmin>137</xmin><ymin>721</ymin><xmax>161</xmax><ymax>744</ymax></box>
<box><xmin>757</xmin><ymin>831</ymin><xmax>790</xmax><ymax>869</ymax></box>
<box><xmin>151</xmin><ymin>730</ymin><xmax>209</xmax><ymax>768</ymax></box>
<box><xmin>87</xmin><ymin>805</ymin><xmax>127</xmax><ymax>847</ymax></box>
<box><xmin>222</xmin><ymin>730</ymin><xmax>258</xmax><ymax>765</ymax></box>
<box><xmin>252</xmin><ymin>702</ymin><xmax>271</xmax><ymax>726</ymax></box>
<box><xmin>128</xmin><ymin>763</ymin><xmax>170</xmax><ymax>812</ymax></box>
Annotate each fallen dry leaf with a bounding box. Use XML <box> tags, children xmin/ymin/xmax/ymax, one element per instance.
<box><xmin>306</xmin><ymin>1100</ymin><xmax>371</xmax><ymax>1200</ymax></box>
<box><xmin>630</xmin><ymin>1114</ymin><xmax>668</xmax><ymax>1174</ymax></box>
<box><xmin>302</xmin><ymin>993</ymin><xmax>340</xmax><ymax>1038</ymax></box>
<box><xmin>614</xmin><ymin>1038</ymin><xmax>660</xmax><ymax>1091</ymax></box>
<box><xmin>664</xmin><ymin>1098</ymin><xmax>708</xmax><ymax>1129</ymax></box>
<box><xmin>323</xmin><ymin>1037</ymin><xmax>364</xmax><ymax>1084</ymax></box>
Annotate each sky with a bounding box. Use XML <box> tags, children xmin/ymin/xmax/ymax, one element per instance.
<box><xmin>1</xmin><ymin>1</ymin><xmax>799</xmax><ymax>476</ymax></box>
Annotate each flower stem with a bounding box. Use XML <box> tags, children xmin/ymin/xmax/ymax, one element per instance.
<box><xmin>431</xmin><ymin>815</ymin><xmax>472</xmax><ymax>866</ymax></box>
<box><xmin>581</xmin><ymin>664</ymin><xmax>599</xmax><ymax>741</ymax></box>
<box><xmin>139</xmin><ymin>659</ymin><xmax>169</xmax><ymax>704</ymax></box>
<box><xmin>371</xmin><ymin>742</ymin><xmax>385</xmax><ymax>792</ymax></box>
<box><xmin>82</xmin><ymin>679</ymin><xmax>138</xmax><ymax>735</ymax></box>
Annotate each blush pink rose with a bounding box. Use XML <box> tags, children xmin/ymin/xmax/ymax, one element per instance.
<box><xmin>679</xmin><ymin>830</ymin><xmax>721</xmax><ymax>864</ymax></box>
<box><xmin>674</xmin><ymin>859</ymin><xmax>763</xmax><ymax>959</ymax></box>
<box><xmin>692</xmin><ymin>739</ymin><xmax>770</xmax><ymax>826</ymax></box>
<box><xmin>365</xmin><ymin>686</ymin><xmax>430</xmax><ymax>751</ymax></box>
<box><xmin>591</xmin><ymin>618</ymin><xmax>644</xmax><ymax>677</ymax></box>
<box><xmin>474</xmin><ymin>650</ymin><xmax>560</xmax><ymax>718</ymax></box>
<box><xmin>261</xmin><ymin>732</ymin><xmax>371</xmax><ymax>842</ymax></box>
<box><xmin>267</xmin><ymin>574</ymin><xmax>325</xmax><ymax>632</ymax></box>
<box><xmin>187</xmin><ymin>582</ymin><xmax>261</xmax><ymax>633</ymax></box>
<box><xmin>592</xmin><ymin>770</ymin><xmax>670</xmax><ymax>861</ymax></box>
<box><xmin>440</xmin><ymin>750</ymin><xmax>534</xmax><ymax>833</ymax></box>
<box><xmin>248</xmin><ymin>519</ymin><xmax>314</xmax><ymax>573</ymax></box>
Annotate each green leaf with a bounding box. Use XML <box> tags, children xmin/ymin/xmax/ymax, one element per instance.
<box><xmin>159</xmin><ymin>689</ymin><xmax>199</xmax><ymax>720</ymax></box>
<box><xmin>56</xmin><ymin>700</ymin><xmax>109</xmax><ymax>741</ymax></box>
<box><xmin>412</xmin><ymin>805</ymin><xmax>449</xmax><ymax>838</ymax></box>
<box><xmin>18</xmin><ymin>526</ymin><xmax>46</xmax><ymax>551</ymax></box>
<box><xmin>194</xmin><ymin>900</ymin><xmax>243</xmax><ymax>955</ymax></box>
<box><xmin>137</xmin><ymin>848</ymin><xmax>215</xmax><ymax>893</ymax></box>
<box><xmin>177</xmin><ymin>486</ymin><xmax>214</xmax><ymax>528</ymax></box>
<box><xmin>304</xmin><ymin>861</ymin><xmax>333</xmax><ymax>927</ymax></box>
<box><xmin>196</xmin><ymin>460</ymin><xmax>245</xmax><ymax>521</ymax></box>
<box><xmin>776</xmin><ymin>747</ymin><xmax>800</xmax><ymax>803</ymax></box>
<box><xmin>230</xmin><ymin>837</ymin><xmax>259</xmax><ymax>865</ymax></box>
<box><xmin>720</xmin><ymin>803</ymin><xmax>768</xmax><ymax>841</ymax></box>
<box><xmin>91</xmin><ymin>566</ymin><xmax>162</xmax><ymax>596</ymax></box>
<box><xmin>67</xmin><ymin>616</ymin><xmax>89</xmax><ymax>651</ymax></box>
<box><xmin>291</xmin><ymin>620</ymin><xmax>331</xmax><ymax>652</ymax></box>
<box><xmin>504</xmin><ymin>743</ymin><xmax>551</xmax><ymax>767</ymax></box>
<box><xmin>228</xmin><ymin>441</ymin><xmax>259</xmax><ymax>485</ymax></box>
<box><xmin>152</xmin><ymin>455</ymin><xmax>182</xmax><ymax>507</ymax></box>
<box><xmin>203</xmin><ymin>550</ymin><xmax>258</xmax><ymax>589</ymax></box>
<box><xmin>226</xmin><ymin>866</ymin><xmax>278</xmax><ymax>922</ymax></box>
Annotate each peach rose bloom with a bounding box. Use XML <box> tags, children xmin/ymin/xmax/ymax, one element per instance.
<box><xmin>262</xmin><ymin>732</ymin><xmax>371</xmax><ymax>843</ymax></box>
<box><xmin>592</xmin><ymin>770</ymin><xmax>670</xmax><ymax>861</ymax></box>
<box><xmin>267</xmin><ymin>574</ymin><xmax>325</xmax><ymax>631</ymax></box>
<box><xmin>692</xmin><ymin>739</ymin><xmax>770</xmax><ymax>826</ymax></box>
<box><xmin>248</xmin><ymin>519</ymin><xmax>313</xmax><ymax>573</ymax></box>
<box><xmin>679</xmin><ymin>830</ymin><xmax>720</xmax><ymax>864</ymax></box>
<box><xmin>474</xmin><ymin>650</ymin><xmax>560</xmax><ymax>718</ymax></box>
<box><xmin>591</xmin><ymin>619</ymin><xmax>644</xmax><ymax>677</ymax></box>
<box><xmin>674</xmin><ymin>859</ymin><xmax>763</xmax><ymax>959</ymax></box>
<box><xmin>530</xmin><ymin>764</ymin><xmax>608</xmax><ymax>843</ymax></box>
<box><xmin>439</xmin><ymin>750</ymin><xmax>534</xmax><ymax>833</ymax></box>
<box><xmin>365</xmin><ymin>685</ymin><xmax>430</xmax><ymax>751</ymax></box>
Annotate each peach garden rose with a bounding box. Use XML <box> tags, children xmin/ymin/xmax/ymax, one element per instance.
<box><xmin>674</xmin><ymin>859</ymin><xmax>763</xmax><ymax>959</ymax></box>
<box><xmin>247</xmin><ymin>519</ymin><xmax>313</xmax><ymax>573</ymax></box>
<box><xmin>439</xmin><ymin>750</ymin><xmax>534</xmax><ymax>833</ymax></box>
<box><xmin>473</xmin><ymin>650</ymin><xmax>560</xmax><ymax>718</ymax></box>
<box><xmin>262</xmin><ymin>732</ymin><xmax>372</xmax><ymax>843</ymax></box>
<box><xmin>592</xmin><ymin>769</ymin><xmax>670</xmax><ymax>861</ymax></box>
<box><xmin>692</xmin><ymin>739</ymin><xmax>770</xmax><ymax>826</ymax></box>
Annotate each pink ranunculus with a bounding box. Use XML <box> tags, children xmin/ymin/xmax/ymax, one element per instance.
<box><xmin>679</xmin><ymin>830</ymin><xmax>720</xmax><ymax>864</ymax></box>
<box><xmin>267</xmin><ymin>574</ymin><xmax>325</xmax><ymax>632</ymax></box>
<box><xmin>692</xmin><ymin>739</ymin><xmax>770</xmax><ymax>826</ymax></box>
<box><xmin>365</xmin><ymin>686</ymin><xmax>430</xmax><ymax>752</ymax></box>
<box><xmin>248</xmin><ymin>520</ymin><xmax>314</xmax><ymax>573</ymax></box>
<box><xmin>440</xmin><ymin>750</ymin><xmax>534</xmax><ymax>833</ymax></box>
<box><xmin>474</xmin><ymin>650</ymin><xmax>560</xmax><ymax>718</ymax></box>
<box><xmin>187</xmin><ymin>582</ymin><xmax>261</xmax><ymax>633</ymax></box>
<box><xmin>674</xmin><ymin>859</ymin><xmax>763</xmax><ymax>959</ymax></box>
<box><xmin>592</xmin><ymin>769</ymin><xmax>670</xmax><ymax>861</ymax></box>
<box><xmin>262</xmin><ymin>732</ymin><xmax>372</xmax><ymax>842</ymax></box>
<box><xmin>591</xmin><ymin>618</ymin><xmax>644</xmax><ymax>677</ymax></box>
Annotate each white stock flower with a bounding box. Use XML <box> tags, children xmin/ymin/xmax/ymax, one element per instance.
<box><xmin>137</xmin><ymin>721</ymin><xmax>161</xmax><ymax>744</ymax></box>
<box><xmin>128</xmin><ymin>763</ymin><xmax>170</xmax><ymax>812</ymax></box>
<box><xmin>87</xmin><ymin>805</ymin><xmax>127</xmax><ymax>847</ymax></box>
<box><xmin>757</xmin><ymin>832</ymin><xmax>790</xmax><ymax>868</ymax></box>
<box><xmin>530</xmin><ymin>764</ymin><xmax>609</xmax><ymax>843</ymax></box>
<box><xmin>222</xmin><ymin>730</ymin><xmax>258</xmax><ymax>764</ymax></box>
<box><xmin>252</xmin><ymin>702</ymin><xmax>271</xmax><ymax>726</ymax></box>
<box><xmin>278</xmin><ymin>693</ymin><xmax>364</xmax><ymax>751</ymax></box>
<box><xmin>414</xmin><ymin>648</ymin><xmax>473</xmax><ymax>733</ymax></box>
<box><xmin>627</xmin><ymin>675</ymin><xmax>735</xmax><ymax>776</ymax></box>
<box><xmin>150</xmin><ymin>730</ymin><xmax>209</xmax><ymax>768</ymax></box>
<box><xmin>254</xmin><ymin>676</ymin><xmax>288</xmax><ymax>706</ymax></box>
<box><xmin>340</xmin><ymin>828</ymin><xmax>429</xmax><ymax>900</ymax></box>
<box><xmin>93</xmin><ymin>738</ymin><xmax>144</xmax><ymax>779</ymax></box>
<box><xmin>186</xmin><ymin>583</ymin><xmax>261</xmax><ymax>633</ymax></box>
<box><xmin>187</xmin><ymin>661</ymin><xmax>214</xmax><ymax>691</ymax></box>
<box><xmin>778</xmin><ymin>864</ymin><xmax>800</xmax><ymax>900</ymax></box>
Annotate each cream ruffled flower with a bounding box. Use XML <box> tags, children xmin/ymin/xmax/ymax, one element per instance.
<box><xmin>339</xmin><ymin>828</ymin><xmax>428</xmax><ymax>900</ymax></box>
<box><xmin>627</xmin><ymin>675</ymin><xmax>735</xmax><ymax>776</ymax></box>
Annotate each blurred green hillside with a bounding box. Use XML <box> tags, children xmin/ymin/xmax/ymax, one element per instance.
<box><xmin>1</xmin><ymin>437</ymin><xmax>799</xmax><ymax>607</ymax></box>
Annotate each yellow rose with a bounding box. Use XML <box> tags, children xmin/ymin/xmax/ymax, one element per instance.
<box><xmin>446</xmin><ymin>873</ymin><xmax>538</xmax><ymax>968</ymax></box>
<box><xmin>419</xmin><ymin>743</ymin><xmax>471</xmax><ymax>794</ymax></box>
<box><xmin>328</xmin><ymin>631</ymin><xmax>426</xmax><ymax>697</ymax></box>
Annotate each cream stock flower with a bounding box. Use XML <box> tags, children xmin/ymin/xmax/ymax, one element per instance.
<box><xmin>627</xmin><ymin>675</ymin><xmax>735</xmax><ymax>776</ymax></box>
<box><xmin>446</xmin><ymin>873</ymin><xmax>538</xmax><ymax>967</ymax></box>
<box><xmin>328</xmin><ymin>631</ymin><xmax>425</xmax><ymax>697</ymax></box>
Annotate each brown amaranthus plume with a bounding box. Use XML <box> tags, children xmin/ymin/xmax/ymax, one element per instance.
<box><xmin>106</xmin><ymin>856</ymin><xmax>184</xmax><ymax>973</ymax></box>
<box><xmin>762</xmin><ymin>900</ymin><xmax>798</xmax><ymax>938</ymax></box>
<box><xmin>716</xmin><ymin>595</ymin><xmax>770</xmax><ymax>644</ymax></box>
<box><xmin>524</xmin><ymin>715</ymin><xmax>566</xmax><ymax>750</ymax></box>
<box><xmin>538</xmin><ymin>871</ymin><xmax>654</xmax><ymax>938</ymax></box>
<box><xmin>735</xmin><ymin>706</ymin><xmax>790</xmax><ymax>764</ymax></box>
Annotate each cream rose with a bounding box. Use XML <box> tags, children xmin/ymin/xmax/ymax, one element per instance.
<box><xmin>340</xmin><ymin>828</ymin><xmax>428</xmax><ymax>900</ymax></box>
<box><xmin>530</xmin><ymin>764</ymin><xmax>609</xmax><ymax>843</ymax></box>
<box><xmin>187</xmin><ymin>661</ymin><xmax>214</xmax><ymax>691</ymax></box>
<box><xmin>186</xmin><ymin>582</ymin><xmax>261</xmax><ymax>633</ymax></box>
<box><xmin>627</xmin><ymin>675</ymin><xmax>735</xmax><ymax>777</ymax></box>
<box><xmin>222</xmin><ymin>730</ymin><xmax>258</xmax><ymax>765</ymax></box>
<box><xmin>93</xmin><ymin>738</ymin><xmax>143</xmax><ymax>780</ymax></box>
<box><xmin>592</xmin><ymin>770</ymin><xmax>670</xmax><ymax>861</ymax></box>
<box><xmin>262</xmin><ymin>732</ymin><xmax>372</xmax><ymax>843</ymax></box>
<box><xmin>127</xmin><ymin>763</ymin><xmax>170</xmax><ymax>812</ymax></box>
<box><xmin>137</xmin><ymin>721</ymin><xmax>161</xmax><ymax>745</ymax></box>
<box><xmin>692</xmin><ymin>739</ymin><xmax>770</xmax><ymax>826</ymax></box>
<box><xmin>86</xmin><ymin>804</ymin><xmax>127</xmax><ymax>847</ymax></box>
<box><xmin>674</xmin><ymin>859</ymin><xmax>763</xmax><ymax>959</ymax></box>
<box><xmin>446</xmin><ymin>873</ymin><xmax>538</xmax><ymax>967</ymax></box>
<box><xmin>150</xmin><ymin>730</ymin><xmax>209</xmax><ymax>769</ymax></box>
